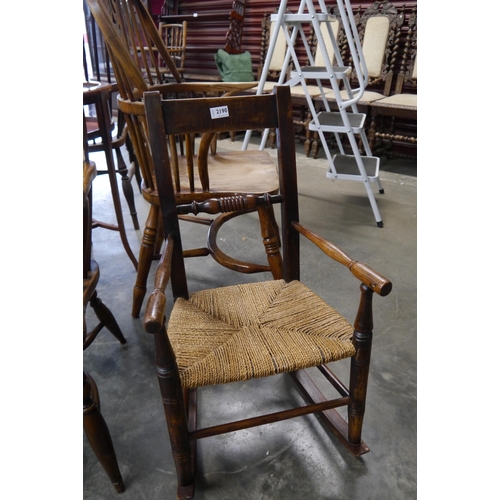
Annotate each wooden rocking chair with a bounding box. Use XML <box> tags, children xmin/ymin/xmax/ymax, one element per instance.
<box><xmin>143</xmin><ymin>85</ymin><xmax>392</xmax><ymax>499</ymax></box>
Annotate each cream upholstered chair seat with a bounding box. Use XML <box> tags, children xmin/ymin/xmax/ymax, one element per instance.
<box><xmin>290</xmin><ymin>84</ymin><xmax>334</xmax><ymax>98</ymax></box>
<box><xmin>371</xmin><ymin>53</ymin><xmax>417</xmax><ymax>111</ymax></box>
<box><xmin>371</xmin><ymin>93</ymin><xmax>417</xmax><ymax>110</ymax></box>
<box><xmin>168</xmin><ymin>280</ymin><xmax>356</xmax><ymax>389</ymax></box>
<box><xmin>321</xmin><ymin>88</ymin><xmax>386</xmax><ymax>105</ymax></box>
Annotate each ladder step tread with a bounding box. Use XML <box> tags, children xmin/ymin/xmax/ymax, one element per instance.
<box><xmin>309</xmin><ymin>112</ymin><xmax>366</xmax><ymax>132</ymax></box>
<box><xmin>331</xmin><ymin>155</ymin><xmax>380</xmax><ymax>178</ymax></box>
<box><xmin>293</xmin><ymin>66</ymin><xmax>351</xmax><ymax>79</ymax></box>
<box><xmin>271</xmin><ymin>13</ymin><xmax>331</xmax><ymax>23</ymax></box>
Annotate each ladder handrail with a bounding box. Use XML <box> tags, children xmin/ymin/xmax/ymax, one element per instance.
<box><xmin>242</xmin><ymin>0</ymin><xmax>294</xmax><ymax>150</ymax></box>
<box><xmin>332</xmin><ymin>0</ymin><xmax>369</xmax><ymax>109</ymax></box>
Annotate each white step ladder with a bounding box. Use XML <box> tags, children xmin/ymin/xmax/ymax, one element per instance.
<box><xmin>242</xmin><ymin>0</ymin><xmax>385</xmax><ymax>227</ymax></box>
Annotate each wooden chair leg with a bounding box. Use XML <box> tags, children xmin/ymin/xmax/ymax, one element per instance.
<box><xmin>89</xmin><ymin>291</ymin><xmax>127</xmax><ymax>345</ymax></box>
<box><xmin>153</xmin><ymin>329</ymin><xmax>195</xmax><ymax>499</ymax></box>
<box><xmin>125</xmin><ymin>134</ymin><xmax>142</xmax><ymax>193</ymax></box>
<box><xmin>368</xmin><ymin>116</ymin><xmax>377</xmax><ymax>154</ymax></box>
<box><xmin>304</xmin><ymin>115</ymin><xmax>312</xmax><ymax>157</ymax></box>
<box><xmin>83</xmin><ymin>372</ymin><xmax>125</xmax><ymax>493</ymax></box>
<box><xmin>348</xmin><ymin>284</ymin><xmax>374</xmax><ymax>446</ymax></box>
<box><xmin>269</xmin><ymin>128</ymin><xmax>277</xmax><ymax>149</ymax></box>
<box><xmin>132</xmin><ymin>204</ymin><xmax>159</xmax><ymax>318</ymax></box>
<box><xmin>311</xmin><ymin>131</ymin><xmax>320</xmax><ymax>159</ymax></box>
<box><xmin>114</xmin><ymin>146</ymin><xmax>140</xmax><ymax>230</ymax></box>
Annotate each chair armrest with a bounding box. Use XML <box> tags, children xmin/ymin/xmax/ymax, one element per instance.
<box><xmin>144</xmin><ymin>234</ymin><xmax>175</xmax><ymax>333</ymax></box>
<box><xmin>292</xmin><ymin>222</ymin><xmax>392</xmax><ymax>297</ymax></box>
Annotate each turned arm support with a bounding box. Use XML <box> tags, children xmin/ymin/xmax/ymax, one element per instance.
<box><xmin>144</xmin><ymin>234</ymin><xmax>175</xmax><ymax>334</ymax></box>
<box><xmin>292</xmin><ymin>222</ymin><xmax>392</xmax><ymax>297</ymax></box>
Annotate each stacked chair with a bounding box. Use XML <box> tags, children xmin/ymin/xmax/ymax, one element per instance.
<box><xmin>87</xmin><ymin>0</ymin><xmax>284</xmax><ymax>318</ymax></box>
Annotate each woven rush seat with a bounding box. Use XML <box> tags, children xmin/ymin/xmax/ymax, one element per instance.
<box><xmin>168</xmin><ymin>279</ymin><xmax>356</xmax><ymax>389</ymax></box>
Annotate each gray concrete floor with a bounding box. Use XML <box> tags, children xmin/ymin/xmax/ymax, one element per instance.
<box><xmin>84</xmin><ymin>134</ymin><xmax>417</xmax><ymax>500</ymax></box>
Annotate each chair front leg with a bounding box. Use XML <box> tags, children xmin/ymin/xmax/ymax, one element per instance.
<box><xmin>153</xmin><ymin>327</ymin><xmax>195</xmax><ymax>499</ymax></box>
<box><xmin>348</xmin><ymin>284</ymin><xmax>374</xmax><ymax>445</ymax></box>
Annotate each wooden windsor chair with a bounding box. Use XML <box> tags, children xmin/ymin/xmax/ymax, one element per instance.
<box><xmin>86</xmin><ymin>0</ymin><xmax>285</xmax><ymax>319</ymax></box>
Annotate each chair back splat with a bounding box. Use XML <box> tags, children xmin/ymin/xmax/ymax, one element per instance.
<box><xmin>142</xmin><ymin>85</ymin><xmax>392</xmax><ymax>499</ymax></box>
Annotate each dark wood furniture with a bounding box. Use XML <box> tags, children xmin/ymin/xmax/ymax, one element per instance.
<box><xmin>83</xmin><ymin>81</ymin><xmax>139</xmax><ymax>269</ymax></box>
<box><xmin>83</xmin><ymin>159</ymin><xmax>126</xmax><ymax>493</ymax></box>
<box><xmin>86</xmin><ymin>0</ymin><xmax>284</xmax><ymax>320</ymax></box>
<box><xmin>223</xmin><ymin>0</ymin><xmax>246</xmax><ymax>54</ymax></box>
<box><xmin>142</xmin><ymin>85</ymin><xmax>392</xmax><ymax>499</ymax></box>
<box><xmin>368</xmin><ymin>4</ymin><xmax>417</xmax><ymax>157</ymax></box>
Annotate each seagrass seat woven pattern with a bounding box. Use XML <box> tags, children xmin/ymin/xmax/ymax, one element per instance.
<box><xmin>168</xmin><ymin>279</ymin><xmax>356</xmax><ymax>389</ymax></box>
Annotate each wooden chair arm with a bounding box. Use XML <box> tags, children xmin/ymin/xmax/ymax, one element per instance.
<box><xmin>292</xmin><ymin>222</ymin><xmax>392</xmax><ymax>297</ymax></box>
<box><xmin>144</xmin><ymin>235</ymin><xmax>174</xmax><ymax>333</ymax></box>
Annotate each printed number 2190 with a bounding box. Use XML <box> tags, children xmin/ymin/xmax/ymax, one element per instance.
<box><xmin>210</xmin><ymin>105</ymin><xmax>229</xmax><ymax>119</ymax></box>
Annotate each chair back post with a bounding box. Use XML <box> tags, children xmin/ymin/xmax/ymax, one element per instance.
<box><xmin>143</xmin><ymin>90</ymin><xmax>188</xmax><ymax>300</ymax></box>
<box><xmin>273</xmin><ymin>86</ymin><xmax>300</xmax><ymax>282</ymax></box>
<box><xmin>395</xmin><ymin>5</ymin><xmax>417</xmax><ymax>94</ymax></box>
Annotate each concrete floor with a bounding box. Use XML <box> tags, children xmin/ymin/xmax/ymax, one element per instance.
<box><xmin>84</xmin><ymin>135</ymin><xmax>417</xmax><ymax>500</ymax></box>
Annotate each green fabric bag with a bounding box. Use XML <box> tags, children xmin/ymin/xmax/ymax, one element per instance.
<box><xmin>214</xmin><ymin>49</ymin><xmax>254</xmax><ymax>82</ymax></box>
